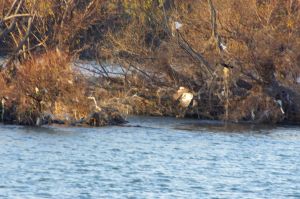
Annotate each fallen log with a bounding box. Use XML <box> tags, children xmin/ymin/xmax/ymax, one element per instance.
<box><xmin>69</xmin><ymin>112</ymin><xmax>95</xmax><ymax>126</ymax></box>
<box><xmin>188</xmin><ymin>105</ymin><xmax>214</xmax><ymax>120</ymax></box>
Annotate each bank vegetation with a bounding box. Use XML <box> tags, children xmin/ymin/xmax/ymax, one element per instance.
<box><xmin>1</xmin><ymin>0</ymin><xmax>300</xmax><ymax>125</ymax></box>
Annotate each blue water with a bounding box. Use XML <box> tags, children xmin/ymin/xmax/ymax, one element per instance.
<box><xmin>0</xmin><ymin>116</ymin><xmax>300</xmax><ymax>198</ymax></box>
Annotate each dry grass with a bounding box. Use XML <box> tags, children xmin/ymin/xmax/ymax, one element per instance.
<box><xmin>0</xmin><ymin>51</ymin><xmax>93</xmax><ymax>125</ymax></box>
<box><xmin>91</xmin><ymin>0</ymin><xmax>300</xmax><ymax>124</ymax></box>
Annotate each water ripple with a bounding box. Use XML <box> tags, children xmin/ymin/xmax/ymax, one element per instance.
<box><xmin>0</xmin><ymin>117</ymin><xmax>300</xmax><ymax>198</ymax></box>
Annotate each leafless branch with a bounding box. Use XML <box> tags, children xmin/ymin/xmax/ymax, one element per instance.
<box><xmin>127</xmin><ymin>6</ymin><xmax>214</xmax><ymax>78</ymax></box>
<box><xmin>160</xmin><ymin>0</ymin><xmax>170</xmax><ymax>31</ymax></box>
<box><xmin>0</xmin><ymin>0</ymin><xmax>24</xmax><ymax>39</ymax></box>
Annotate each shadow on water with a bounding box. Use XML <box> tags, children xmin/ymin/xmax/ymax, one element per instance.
<box><xmin>173</xmin><ymin>122</ymin><xmax>300</xmax><ymax>141</ymax></box>
<box><xmin>124</xmin><ymin>115</ymin><xmax>300</xmax><ymax>140</ymax></box>
<box><xmin>174</xmin><ymin>122</ymin><xmax>276</xmax><ymax>134</ymax></box>
<box><xmin>1</xmin><ymin>115</ymin><xmax>300</xmax><ymax>140</ymax></box>
<box><xmin>0</xmin><ymin>123</ymin><xmax>86</xmax><ymax>135</ymax></box>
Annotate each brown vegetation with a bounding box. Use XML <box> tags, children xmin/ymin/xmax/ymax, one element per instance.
<box><xmin>1</xmin><ymin>0</ymin><xmax>300</xmax><ymax>125</ymax></box>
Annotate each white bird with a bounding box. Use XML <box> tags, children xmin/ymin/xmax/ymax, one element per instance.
<box><xmin>220</xmin><ymin>42</ymin><xmax>227</xmax><ymax>50</ymax></box>
<box><xmin>277</xmin><ymin>100</ymin><xmax>285</xmax><ymax>114</ymax></box>
<box><xmin>180</xmin><ymin>93</ymin><xmax>194</xmax><ymax>107</ymax></box>
<box><xmin>251</xmin><ymin>108</ymin><xmax>255</xmax><ymax>120</ymax></box>
<box><xmin>174</xmin><ymin>21</ymin><xmax>183</xmax><ymax>30</ymax></box>
<box><xmin>173</xmin><ymin>87</ymin><xmax>193</xmax><ymax>107</ymax></box>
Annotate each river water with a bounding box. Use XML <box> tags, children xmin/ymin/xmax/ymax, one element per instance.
<box><xmin>0</xmin><ymin>116</ymin><xmax>300</xmax><ymax>198</ymax></box>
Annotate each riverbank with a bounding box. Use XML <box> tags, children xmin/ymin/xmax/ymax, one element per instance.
<box><xmin>1</xmin><ymin>51</ymin><xmax>300</xmax><ymax>126</ymax></box>
<box><xmin>1</xmin><ymin>0</ymin><xmax>300</xmax><ymax>126</ymax></box>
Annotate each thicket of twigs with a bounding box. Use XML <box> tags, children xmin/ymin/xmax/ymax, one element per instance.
<box><xmin>1</xmin><ymin>0</ymin><xmax>300</xmax><ymax>125</ymax></box>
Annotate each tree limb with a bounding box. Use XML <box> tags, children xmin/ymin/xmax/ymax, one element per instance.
<box><xmin>69</xmin><ymin>112</ymin><xmax>95</xmax><ymax>126</ymax></box>
<box><xmin>0</xmin><ymin>0</ymin><xmax>24</xmax><ymax>40</ymax></box>
<box><xmin>117</xmin><ymin>5</ymin><xmax>214</xmax><ymax>78</ymax></box>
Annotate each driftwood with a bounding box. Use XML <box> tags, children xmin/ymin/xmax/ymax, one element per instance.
<box><xmin>69</xmin><ymin>112</ymin><xmax>95</xmax><ymax>126</ymax></box>
<box><xmin>187</xmin><ymin>105</ymin><xmax>214</xmax><ymax>120</ymax></box>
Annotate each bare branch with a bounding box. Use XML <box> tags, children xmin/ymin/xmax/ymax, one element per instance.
<box><xmin>208</xmin><ymin>0</ymin><xmax>216</xmax><ymax>36</ymax></box>
<box><xmin>0</xmin><ymin>0</ymin><xmax>23</xmax><ymax>39</ymax></box>
<box><xmin>137</xmin><ymin>6</ymin><xmax>214</xmax><ymax>77</ymax></box>
<box><xmin>1</xmin><ymin>14</ymin><xmax>32</xmax><ymax>22</ymax></box>
<box><xmin>4</xmin><ymin>0</ymin><xmax>20</xmax><ymax>18</ymax></box>
<box><xmin>160</xmin><ymin>0</ymin><xmax>170</xmax><ymax>31</ymax></box>
<box><xmin>1</xmin><ymin>0</ymin><xmax>5</xmax><ymax>20</ymax></box>
<box><xmin>12</xmin><ymin>6</ymin><xmax>36</xmax><ymax>55</ymax></box>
